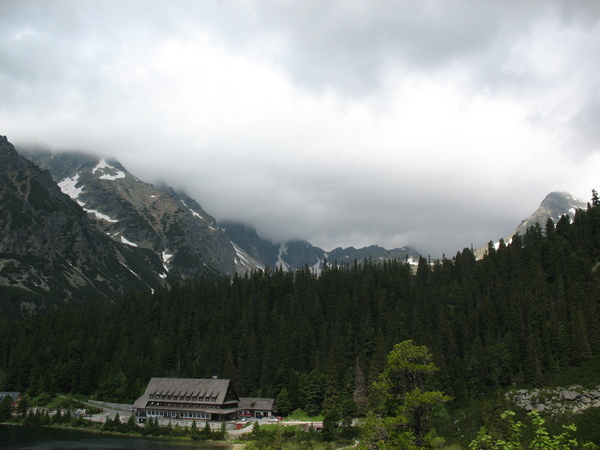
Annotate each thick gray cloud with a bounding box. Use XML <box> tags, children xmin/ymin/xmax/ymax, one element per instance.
<box><xmin>1</xmin><ymin>0</ymin><xmax>600</xmax><ymax>257</ymax></box>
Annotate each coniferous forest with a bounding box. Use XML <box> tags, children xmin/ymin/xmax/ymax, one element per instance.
<box><xmin>2</xmin><ymin>199</ymin><xmax>600</xmax><ymax>442</ymax></box>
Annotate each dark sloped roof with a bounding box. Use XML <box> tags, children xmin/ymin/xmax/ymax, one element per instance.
<box><xmin>134</xmin><ymin>378</ymin><xmax>237</xmax><ymax>409</ymax></box>
<box><xmin>238</xmin><ymin>397</ymin><xmax>275</xmax><ymax>411</ymax></box>
<box><xmin>0</xmin><ymin>392</ymin><xmax>21</xmax><ymax>402</ymax></box>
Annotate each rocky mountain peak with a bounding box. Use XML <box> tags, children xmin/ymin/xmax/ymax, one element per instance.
<box><xmin>474</xmin><ymin>191</ymin><xmax>587</xmax><ymax>260</ymax></box>
<box><xmin>19</xmin><ymin>146</ymin><xmax>238</xmax><ymax>278</ymax></box>
<box><xmin>1</xmin><ymin>137</ymin><xmax>167</xmax><ymax>316</ymax></box>
<box><xmin>514</xmin><ymin>191</ymin><xmax>586</xmax><ymax>237</ymax></box>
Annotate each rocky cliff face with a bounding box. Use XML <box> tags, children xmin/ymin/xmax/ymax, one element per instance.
<box><xmin>20</xmin><ymin>148</ymin><xmax>238</xmax><ymax>278</ymax></box>
<box><xmin>0</xmin><ymin>136</ymin><xmax>166</xmax><ymax>316</ymax></box>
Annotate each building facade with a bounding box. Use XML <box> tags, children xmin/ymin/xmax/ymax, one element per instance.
<box><xmin>133</xmin><ymin>377</ymin><xmax>240</xmax><ymax>423</ymax></box>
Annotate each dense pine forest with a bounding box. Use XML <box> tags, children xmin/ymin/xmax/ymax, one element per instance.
<box><xmin>2</xmin><ymin>198</ymin><xmax>600</xmax><ymax>422</ymax></box>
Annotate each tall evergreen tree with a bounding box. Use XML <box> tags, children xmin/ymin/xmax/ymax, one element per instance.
<box><xmin>368</xmin><ymin>340</ymin><xmax>451</xmax><ymax>448</ymax></box>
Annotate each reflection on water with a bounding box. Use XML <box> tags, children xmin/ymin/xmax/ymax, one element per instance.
<box><xmin>0</xmin><ymin>425</ymin><xmax>235</xmax><ymax>450</ymax></box>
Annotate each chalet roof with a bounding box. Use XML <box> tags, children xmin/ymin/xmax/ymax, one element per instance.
<box><xmin>238</xmin><ymin>397</ymin><xmax>275</xmax><ymax>411</ymax></box>
<box><xmin>0</xmin><ymin>392</ymin><xmax>21</xmax><ymax>402</ymax></box>
<box><xmin>133</xmin><ymin>378</ymin><xmax>238</xmax><ymax>410</ymax></box>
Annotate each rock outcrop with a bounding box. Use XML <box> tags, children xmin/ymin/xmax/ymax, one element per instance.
<box><xmin>507</xmin><ymin>385</ymin><xmax>600</xmax><ymax>414</ymax></box>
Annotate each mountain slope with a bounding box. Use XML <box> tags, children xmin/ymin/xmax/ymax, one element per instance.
<box><xmin>19</xmin><ymin>148</ymin><xmax>241</xmax><ymax>278</ymax></box>
<box><xmin>475</xmin><ymin>191</ymin><xmax>587</xmax><ymax>259</ymax></box>
<box><xmin>0</xmin><ymin>136</ymin><xmax>166</xmax><ymax>316</ymax></box>
<box><xmin>514</xmin><ymin>191</ymin><xmax>586</xmax><ymax>236</ymax></box>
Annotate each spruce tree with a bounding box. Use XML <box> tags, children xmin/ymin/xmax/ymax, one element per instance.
<box><xmin>0</xmin><ymin>394</ymin><xmax>13</xmax><ymax>422</ymax></box>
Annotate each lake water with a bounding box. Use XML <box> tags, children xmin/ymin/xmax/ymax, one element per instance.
<box><xmin>0</xmin><ymin>425</ymin><xmax>237</xmax><ymax>450</ymax></box>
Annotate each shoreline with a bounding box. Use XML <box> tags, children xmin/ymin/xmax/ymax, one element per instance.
<box><xmin>0</xmin><ymin>421</ymin><xmax>246</xmax><ymax>448</ymax></box>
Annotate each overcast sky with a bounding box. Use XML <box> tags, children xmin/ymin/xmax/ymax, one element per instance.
<box><xmin>2</xmin><ymin>1</ymin><xmax>600</xmax><ymax>257</ymax></box>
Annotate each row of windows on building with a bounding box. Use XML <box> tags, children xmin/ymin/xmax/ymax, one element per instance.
<box><xmin>149</xmin><ymin>394</ymin><xmax>218</xmax><ymax>402</ymax></box>
<box><xmin>147</xmin><ymin>401</ymin><xmax>228</xmax><ymax>409</ymax></box>
<box><xmin>146</xmin><ymin>410</ymin><xmax>211</xmax><ymax>420</ymax></box>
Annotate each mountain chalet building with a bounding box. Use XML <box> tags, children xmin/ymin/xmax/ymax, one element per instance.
<box><xmin>0</xmin><ymin>392</ymin><xmax>22</xmax><ymax>410</ymax></box>
<box><xmin>133</xmin><ymin>377</ymin><xmax>276</xmax><ymax>423</ymax></box>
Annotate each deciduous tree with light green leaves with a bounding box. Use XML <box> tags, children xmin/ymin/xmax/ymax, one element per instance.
<box><xmin>469</xmin><ymin>410</ymin><xmax>598</xmax><ymax>449</ymax></box>
<box><xmin>361</xmin><ymin>340</ymin><xmax>451</xmax><ymax>449</ymax></box>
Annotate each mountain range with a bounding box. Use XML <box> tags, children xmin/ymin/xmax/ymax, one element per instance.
<box><xmin>0</xmin><ymin>134</ymin><xmax>588</xmax><ymax>315</ymax></box>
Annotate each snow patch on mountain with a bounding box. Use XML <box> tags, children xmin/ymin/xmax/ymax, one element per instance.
<box><xmin>232</xmin><ymin>242</ymin><xmax>264</xmax><ymax>272</ymax></box>
<box><xmin>181</xmin><ymin>200</ymin><xmax>204</xmax><ymax>220</ymax></box>
<box><xmin>162</xmin><ymin>251</ymin><xmax>173</xmax><ymax>263</ymax></box>
<box><xmin>84</xmin><ymin>207</ymin><xmax>119</xmax><ymax>223</ymax></box>
<box><xmin>92</xmin><ymin>159</ymin><xmax>125</xmax><ymax>180</ymax></box>
<box><xmin>311</xmin><ymin>257</ymin><xmax>323</xmax><ymax>275</ymax></box>
<box><xmin>58</xmin><ymin>173</ymin><xmax>84</xmax><ymax>199</ymax></box>
<box><xmin>119</xmin><ymin>261</ymin><xmax>139</xmax><ymax>279</ymax></box>
<box><xmin>161</xmin><ymin>250</ymin><xmax>173</xmax><ymax>274</ymax></box>
<box><xmin>120</xmin><ymin>235</ymin><xmax>138</xmax><ymax>247</ymax></box>
<box><xmin>276</xmin><ymin>244</ymin><xmax>291</xmax><ymax>271</ymax></box>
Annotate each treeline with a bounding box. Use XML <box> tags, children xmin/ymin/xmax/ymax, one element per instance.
<box><xmin>2</xmin><ymin>200</ymin><xmax>600</xmax><ymax>412</ymax></box>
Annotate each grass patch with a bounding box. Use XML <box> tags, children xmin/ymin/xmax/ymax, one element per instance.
<box><xmin>47</xmin><ymin>396</ymin><xmax>86</xmax><ymax>410</ymax></box>
<box><xmin>288</xmin><ymin>409</ymin><xmax>323</xmax><ymax>422</ymax></box>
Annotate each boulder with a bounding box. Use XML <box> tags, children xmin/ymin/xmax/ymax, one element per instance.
<box><xmin>588</xmin><ymin>390</ymin><xmax>600</xmax><ymax>399</ymax></box>
<box><xmin>561</xmin><ymin>390</ymin><xmax>580</xmax><ymax>401</ymax></box>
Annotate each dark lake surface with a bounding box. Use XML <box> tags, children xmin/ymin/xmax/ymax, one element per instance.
<box><xmin>0</xmin><ymin>425</ymin><xmax>236</xmax><ymax>450</ymax></box>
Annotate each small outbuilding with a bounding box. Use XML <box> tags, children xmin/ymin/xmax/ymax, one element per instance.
<box><xmin>237</xmin><ymin>397</ymin><xmax>276</xmax><ymax>418</ymax></box>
